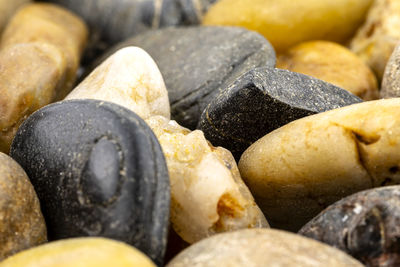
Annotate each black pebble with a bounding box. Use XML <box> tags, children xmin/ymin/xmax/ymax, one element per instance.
<box><xmin>10</xmin><ymin>99</ymin><xmax>170</xmax><ymax>266</ymax></box>
<box><xmin>198</xmin><ymin>67</ymin><xmax>363</xmax><ymax>161</ymax></box>
<box><xmin>91</xmin><ymin>26</ymin><xmax>276</xmax><ymax>129</ymax></box>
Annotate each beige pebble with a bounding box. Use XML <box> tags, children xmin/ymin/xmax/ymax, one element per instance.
<box><xmin>239</xmin><ymin>99</ymin><xmax>400</xmax><ymax>231</ymax></box>
<box><xmin>1</xmin><ymin>3</ymin><xmax>88</xmax><ymax>98</ymax></box>
<box><xmin>0</xmin><ymin>237</ymin><xmax>155</xmax><ymax>267</ymax></box>
<box><xmin>0</xmin><ymin>0</ymin><xmax>30</xmax><ymax>33</ymax></box>
<box><xmin>277</xmin><ymin>40</ymin><xmax>379</xmax><ymax>100</ymax></box>
<box><xmin>0</xmin><ymin>43</ymin><xmax>67</xmax><ymax>153</ymax></box>
<box><xmin>167</xmin><ymin>229</ymin><xmax>363</xmax><ymax>267</ymax></box>
<box><xmin>350</xmin><ymin>0</ymin><xmax>400</xmax><ymax>81</ymax></box>
<box><xmin>146</xmin><ymin>116</ymin><xmax>268</xmax><ymax>244</ymax></box>
<box><xmin>66</xmin><ymin>47</ymin><xmax>170</xmax><ymax>120</ymax></box>
<box><xmin>381</xmin><ymin>42</ymin><xmax>400</xmax><ymax>98</ymax></box>
<box><xmin>0</xmin><ymin>152</ymin><xmax>46</xmax><ymax>260</ymax></box>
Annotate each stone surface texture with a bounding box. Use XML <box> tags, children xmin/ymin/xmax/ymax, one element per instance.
<box><xmin>239</xmin><ymin>98</ymin><xmax>400</xmax><ymax>231</ymax></box>
<box><xmin>0</xmin><ymin>152</ymin><xmax>46</xmax><ymax>260</ymax></box>
<box><xmin>10</xmin><ymin>100</ymin><xmax>170</xmax><ymax>265</ymax></box>
<box><xmin>166</xmin><ymin>229</ymin><xmax>363</xmax><ymax>267</ymax></box>
<box><xmin>350</xmin><ymin>0</ymin><xmax>400</xmax><ymax>81</ymax></box>
<box><xmin>277</xmin><ymin>40</ymin><xmax>379</xmax><ymax>100</ymax></box>
<box><xmin>146</xmin><ymin>116</ymin><xmax>268</xmax><ymax>244</ymax></box>
<box><xmin>0</xmin><ymin>0</ymin><xmax>30</xmax><ymax>33</ymax></box>
<box><xmin>66</xmin><ymin>47</ymin><xmax>170</xmax><ymax>120</ymax></box>
<box><xmin>300</xmin><ymin>186</ymin><xmax>400</xmax><ymax>267</ymax></box>
<box><xmin>203</xmin><ymin>0</ymin><xmax>373</xmax><ymax>53</ymax></box>
<box><xmin>0</xmin><ymin>237</ymin><xmax>156</xmax><ymax>267</ymax></box>
<box><xmin>381</xmin><ymin>43</ymin><xmax>400</xmax><ymax>98</ymax></box>
<box><xmin>93</xmin><ymin>26</ymin><xmax>276</xmax><ymax>129</ymax></box>
<box><xmin>198</xmin><ymin>67</ymin><xmax>362</xmax><ymax>160</ymax></box>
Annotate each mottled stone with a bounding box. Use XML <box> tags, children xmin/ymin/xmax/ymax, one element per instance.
<box><xmin>167</xmin><ymin>229</ymin><xmax>363</xmax><ymax>267</ymax></box>
<box><xmin>350</xmin><ymin>0</ymin><xmax>400</xmax><ymax>81</ymax></box>
<box><xmin>381</xmin><ymin>43</ymin><xmax>400</xmax><ymax>98</ymax></box>
<box><xmin>93</xmin><ymin>26</ymin><xmax>276</xmax><ymax>129</ymax></box>
<box><xmin>198</xmin><ymin>67</ymin><xmax>362</xmax><ymax>160</ymax></box>
<box><xmin>0</xmin><ymin>152</ymin><xmax>46</xmax><ymax>260</ymax></box>
<box><xmin>10</xmin><ymin>100</ymin><xmax>170</xmax><ymax>265</ymax></box>
<box><xmin>0</xmin><ymin>237</ymin><xmax>156</xmax><ymax>267</ymax></box>
<box><xmin>0</xmin><ymin>0</ymin><xmax>30</xmax><ymax>33</ymax></box>
<box><xmin>41</xmin><ymin>0</ymin><xmax>217</xmax><ymax>62</ymax></box>
<box><xmin>0</xmin><ymin>43</ymin><xmax>66</xmax><ymax>153</ymax></box>
<box><xmin>146</xmin><ymin>116</ymin><xmax>268</xmax><ymax>244</ymax></box>
<box><xmin>66</xmin><ymin>47</ymin><xmax>170</xmax><ymax>120</ymax></box>
<box><xmin>239</xmin><ymin>99</ymin><xmax>400</xmax><ymax>231</ymax></box>
<box><xmin>1</xmin><ymin>3</ymin><xmax>88</xmax><ymax>97</ymax></box>
<box><xmin>203</xmin><ymin>0</ymin><xmax>373</xmax><ymax>53</ymax></box>
<box><xmin>277</xmin><ymin>41</ymin><xmax>379</xmax><ymax>100</ymax></box>
<box><xmin>300</xmin><ymin>186</ymin><xmax>400</xmax><ymax>267</ymax></box>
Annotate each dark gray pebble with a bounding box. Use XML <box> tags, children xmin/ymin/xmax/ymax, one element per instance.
<box><xmin>299</xmin><ymin>186</ymin><xmax>400</xmax><ymax>267</ymax></box>
<box><xmin>92</xmin><ymin>26</ymin><xmax>276</xmax><ymax>129</ymax></box>
<box><xmin>198</xmin><ymin>67</ymin><xmax>362</xmax><ymax>160</ymax></box>
<box><xmin>10</xmin><ymin>99</ymin><xmax>170</xmax><ymax>266</ymax></box>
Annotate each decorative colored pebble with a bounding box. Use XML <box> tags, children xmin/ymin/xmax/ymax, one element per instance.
<box><xmin>300</xmin><ymin>186</ymin><xmax>400</xmax><ymax>267</ymax></box>
<box><xmin>198</xmin><ymin>67</ymin><xmax>362</xmax><ymax>160</ymax></box>
<box><xmin>239</xmin><ymin>98</ymin><xmax>400</xmax><ymax>231</ymax></box>
<box><xmin>10</xmin><ymin>100</ymin><xmax>170</xmax><ymax>265</ymax></box>
<box><xmin>0</xmin><ymin>237</ymin><xmax>156</xmax><ymax>267</ymax></box>
<box><xmin>93</xmin><ymin>26</ymin><xmax>276</xmax><ymax>129</ymax></box>
<box><xmin>203</xmin><ymin>0</ymin><xmax>373</xmax><ymax>53</ymax></box>
<box><xmin>0</xmin><ymin>152</ymin><xmax>46</xmax><ymax>260</ymax></box>
<box><xmin>277</xmin><ymin>40</ymin><xmax>379</xmax><ymax>100</ymax></box>
<box><xmin>167</xmin><ymin>229</ymin><xmax>363</xmax><ymax>267</ymax></box>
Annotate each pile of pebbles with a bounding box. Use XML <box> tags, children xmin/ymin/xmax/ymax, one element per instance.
<box><xmin>1</xmin><ymin>0</ymin><xmax>400</xmax><ymax>266</ymax></box>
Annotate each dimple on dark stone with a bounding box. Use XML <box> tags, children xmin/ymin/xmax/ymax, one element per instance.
<box><xmin>90</xmin><ymin>26</ymin><xmax>276</xmax><ymax>129</ymax></box>
<box><xmin>197</xmin><ymin>67</ymin><xmax>363</xmax><ymax>161</ymax></box>
<box><xmin>10</xmin><ymin>99</ymin><xmax>170</xmax><ymax>266</ymax></box>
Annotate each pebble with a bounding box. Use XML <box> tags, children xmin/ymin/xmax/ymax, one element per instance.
<box><xmin>381</xmin><ymin>43</ymin><xmax>400</xmax><ymax>98</ymax></box>
<box><xmin>41</xmin><ymin>0</ymin><xmax>217</xmax><ymax>62</ymax></box>
<box><xmin>0</xmin><ymin>0</ymin><xmax>30</xmax><ymax>33</ymax></box>
<box><xmin>10</xmin><ymin>100</ymin><xmax>170</xmax><ymax>265</ymax></box>
<box><xmin>0</xmin><ymin>43</ymin><xmax>66</xmax><ymax>153</ymax></box>
<box><xmin>198</xmin><ymin>67</ymin><xmax>362</xmax><ymax>160</ymax></box>
<box><xmin>350</xmin><ymin>0</ymin><xmax>400</xmax><ymax>81</ymax></box>
<box><xmin>239</xmin><ymin>98</ymin><xmax>400</xmax><ymax>231</ymax></box>
<box><xmin>1</xmin><ymin>3</ymin><xmax>88</xmax><ymax>98</ymax></box>
<box><xmin>203</xmin><ymin>0</ymin><xmax>373</xmax><ymax>53</ymax></box>
<box><xmin>166</xmin><ymin>229</ymin><xmax>363</xmax><ymax>267</ymax></box>
<box><xmin>93</xmin><ymin>26</ymin><xmax>276</xmax><ymax>129</ymax></box>
<box><xmin>0</xmin><ymin>237</ymin><xmax>156</xmax><ymax>267</ymax></box>
<box><xmin>0</xmin><ymin>152</ymin><xmax>46</xmax><ymax>260</ymax></box>
<box><xmin>277</xmin><ymin>40</ymin><xmax>379</xmax><ymax>100</ymax></box>
<box><xmin>66</xmin><ymin>46</ymin><xmax>170</xmax><ymax>120</ymax></box>
<box><xmin>146</xmin><ymin>116</ymin><xmax>268</xmax><ymax>244</ymax></box>
<box><xmin>300</xmin><ymin>186</ymin><xmax>400</xmax><ymax>267</ymax></box>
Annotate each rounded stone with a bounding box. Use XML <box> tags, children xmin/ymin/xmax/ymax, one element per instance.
<box><xmin>350</xmin><ymin>0</ymin><xmax>400</xmax><ymax>81</ymax></box>
<box><xmin>300</xmin><ymin>186</ymin><xmax>400</xmax><ymax>266</ymax></box>
<box><xmin>0</xmin><ymin>237</ymin><xmax>156</xmax><ymax>267</ymax></box>
<box><xmin>277</xmin><ymin>40</ymin><xmax>379</xmax><ymax>100</ymax></box>
<box><xmin>0</xmin><ymin>0</ymin><xmax>30</xmax><ymax>33</ymax></box>
<box><xmin>166</xmin><ymin>229</ymin><xmax>363</xmax><ymax>267</ymax></box>
<box><xmin>0</xmin><ymin>152</ymin><xmax>46</xmax><ymax>260</ymax></box>
<box><xmin>10</xmin><ymin>99</ymin><xmax>170</xmax><ymax>265</ymax></box>
<box><xmin>381</xmin><ymin>43</ymin><xmax>400</xmax><ymax>98</ymax></box>
<box><xmin>40</xmin><ymin>0</ymin><xmax>217</xmax><ymax>62</ymax></box>
<box><xmin>66</xmin><ymin>46</ymin><xmax>170</xmax><ymax>120</ymax></box>
<box><xmin>238</xmin><ymin>98</ymin><xmax>400</xmax><ymax>231</ymax></box>
<box><xmin>198</xmin><ymin>67</ymin><xmax>362</xmax><ymax>160</ymax></box>
<box><xmin>93</xmin><ymin>26</ymin><xmax>276</xmax><ymax>129</ymax></box>
<box><xmin>203</xmin><ymin>0</ymin><xmax>373</xmax><ymax>53</ymax></box>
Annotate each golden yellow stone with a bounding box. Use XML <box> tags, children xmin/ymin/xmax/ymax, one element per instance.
<box><xmin>1</xmin><ymin>3</ymin><xmax>88</xmax><ymax>98</ymax></box>
<box><xmin>239</xmin><ymin>98</ymin><xmax>400</xmax><ymax>231</ymax></box>
<box><xmin>350</xmin><ymin>0</ymin><xmax>400</xmax><ymax>81</ymax></box>
<box><xmin>0</xmin><ymin>0</ymin><xmax>30</xmax><ymax>33</ymax></box>
<box><xmin>0</xmin><ymin>238</ymin><xmax>156</xmax><ymax>267</ymax></box>
<box><xmin>277</xmin><ymin>41</ymin><xmax>379</xmax><ymax>100</ymax></box>
<box><xmin>203</xmin><ymin>0</ymin><xmax>373</xmax><ymax>53</ymax></box>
